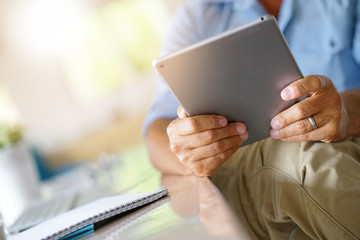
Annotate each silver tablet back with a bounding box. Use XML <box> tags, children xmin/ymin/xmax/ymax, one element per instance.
<box><xmin>153</xmin><ymin>15</ymin><xmax>303</xmax><ymax>145</ymax></box>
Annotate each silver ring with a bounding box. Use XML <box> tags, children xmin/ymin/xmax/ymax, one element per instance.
<box><xmin>308</xmin><ymin>116</ymin><xmax>317</xmax><ymax>130</ymax></box>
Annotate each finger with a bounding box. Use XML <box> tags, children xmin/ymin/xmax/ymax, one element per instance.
<box><xmin>281</xmin><ymin>120</ymin><xmax>346</xmax><ymax>143</ymax></box>
<box><xmin>271</xmin><ymin>95</ymin><xmax>323</xmax><ymax>129</ymax></box>
<box><xmin>169</xmin><ymin>122</ymin><xmax>246</xmax><ymax>159</ymax></box>
<box><xmin>171</xmin><ymin>115</ymin><xmax>228</xmax><ymax>135</ymax></box>
<box><xmin>190</xmin><ymin>145</ymin><xmax>240</xmax><ymax>176</ymax></box>
<box><xmin>270</xmin><ymin>114</ymin><xmax>327</xmax><ymax>139</ymax></box>
<box><xmin>280</xmin><ymin>130</ymin><xmax>322</xmax><ymax>142</ymax></box>
<box><xmin>278</xmin><ymin>118</ymin><xmax>339</xmax><ymax>142</ymax></box>
<box><xmin>280</xmin><ymin>125</ymin><xmax>331</xmax><ymax>142</ymax></box>
<box><xmin>177</xmin><ymin>105</ymin><xmax>189</xmax><ymax>119</ymax></box>
<box><xmin>179</xmin><ymin>134</ymin><xmax>247</xmax><ymax>164</ymax></box>
<box><xmin>281</xmin><ymin>75</ymin><xmax>331</xmax><ymax>101</ymax></box>
<box><xmin>184</xmin><ymin>122</ymin><xmax>247</xmax><ymax>148</ymax></box>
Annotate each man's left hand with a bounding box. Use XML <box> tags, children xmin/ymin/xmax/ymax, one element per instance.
<box><xmin>270</xmin><ymin>75</ymin><xmax>350</xmax><ymax>142</ymax></box>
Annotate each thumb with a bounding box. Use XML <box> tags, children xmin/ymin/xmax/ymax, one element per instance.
<box><xmin>177</xmin><ymin>105</ymin><xmax>189</xmax><ymax>119</ymax></box>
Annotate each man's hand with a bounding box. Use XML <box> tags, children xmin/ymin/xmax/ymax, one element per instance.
<box><xmin>167</xmin><ymin>106</ymin><xmax>248</xmax><ymax>176</ymax></box>
<box><xmin>270</xmin><ymin>75</ymin><xmax>350</xmax><ymax>142</ymax></box>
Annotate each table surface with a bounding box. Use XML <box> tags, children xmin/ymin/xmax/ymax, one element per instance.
<box><xmin>8</xmin><ymin>145</ymin><xmax>252</xmax><ymax>240</ymax></box>
<box><xmin>84</xmin><ymin>175</ymin><xmax>251</xmax><ymax>240</ymax></box>
<box><xmin>80</xmin><ymin>146</ymin><xmax>252</xmax><ymax>240</ymax></box>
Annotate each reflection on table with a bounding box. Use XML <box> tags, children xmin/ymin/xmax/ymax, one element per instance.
<box><xmin>77</xmin><ymin>145</ymin><xmax>252</xmax><ymax>240</ymax></box>
<box><xmin>85</xmin><ymin>174</ymin><xmax>251</xmax><ymax>240</ymax></box>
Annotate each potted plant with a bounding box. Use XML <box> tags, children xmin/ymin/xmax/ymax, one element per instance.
<box><xmin>0</xmin><ymin>122</ymin><xmax>22</xmax><ymax>149</ymax></box>
<box><xmin>0</xmin><ymin>122</ymin><xmax>40</xmax><ymax>227</ymax></box>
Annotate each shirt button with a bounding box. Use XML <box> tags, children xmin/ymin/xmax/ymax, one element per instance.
<box><xmin>330</xmin><ymin>40</ymin><xmax>336</xmax><ymax>48</ymax></box>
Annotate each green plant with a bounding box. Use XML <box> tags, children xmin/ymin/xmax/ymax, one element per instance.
<box><xmin>0</xmin><ymin>122</ymin><xmax>23</xmax><ymax>148</ymax></box>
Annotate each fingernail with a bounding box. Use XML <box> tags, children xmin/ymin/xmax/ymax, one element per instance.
<box><xmin>271</xmin><ymin>118</ymin><xmax>282</xmax><ymax>129</ymax></box>
<box><xmin>178</xmin><ymin>107</ymin><xmax>187</xmax><ymax>119</ymax></box>
<box><xmin>236</xmin><ymin>125</ymin><xmax>245</xmax><ymax>134</ymax></box>
<box><xmin>219</xmin><ymin>118</ymin><xmax>227</xmax><ymax>127</ymax></box>
<box><xmin>270</xmin><ymin>129</ymin><xmax>280</xmax><ymax>138</ymax></box>
<box><xmin>281</xmin><ymin>88</ymin><xmax>292</xmax><ymax>100</ymax></box>
<box><xmin>240</xmin><ymin>133</ymin><xmax>248</xmax><ymax>140</ymax></box>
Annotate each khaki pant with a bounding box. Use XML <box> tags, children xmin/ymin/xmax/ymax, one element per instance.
<box><xmin>211</xmin><ymin>137</ymin><xmax>360</xmax><ymax>240</ymax></box>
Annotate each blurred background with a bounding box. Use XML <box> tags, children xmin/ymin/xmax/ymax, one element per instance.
<box><xmin>0</xmin><ymin>0</ymin><xmax>187</xmax><ymax>171</ymax></box>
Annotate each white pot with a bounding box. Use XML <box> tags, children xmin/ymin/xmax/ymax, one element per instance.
<box><xmin>0</xmin><ymin>142</ymin><xmax>41</xmax><ymax>226</ymax></box>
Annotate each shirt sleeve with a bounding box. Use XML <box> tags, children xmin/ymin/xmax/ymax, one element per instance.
<box><xmin>142</xmin><ymin>3</ymin><xmax>201</xmax><ymax>135</ymax></box>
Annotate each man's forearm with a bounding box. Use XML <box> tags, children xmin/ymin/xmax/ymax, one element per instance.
<box><xmin>145</xmin><ymin>118</ymin><xmax>192</xmax><ymax>175</ymax></box>
<box><xmin>342</xmin><ymin>88</ymin><xmax>360</xmax><ymax>137</ymax></box>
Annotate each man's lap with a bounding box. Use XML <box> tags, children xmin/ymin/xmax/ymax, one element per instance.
<box><xmin>211</xmin><ymin>137</ymin><xmax>360</xmax><ymax>240</ymax></box>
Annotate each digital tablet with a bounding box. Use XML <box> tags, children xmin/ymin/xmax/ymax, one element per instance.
<box><xmin>152</xmin><ymin>15</ymin><xmax>303</xmax><ymax>145</ymax></box>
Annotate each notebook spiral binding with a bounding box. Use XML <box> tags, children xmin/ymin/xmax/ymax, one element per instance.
<box><xmin>42</xmin><ymin>186</ymin><xmax>168</xmax><ymax>240</ymax></box>
<box><xmin>102</xmin><ymin>197</ymin><xmax>170</xmax><ymax>240</ymax></box>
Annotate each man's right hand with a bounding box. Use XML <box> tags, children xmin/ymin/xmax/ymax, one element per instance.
<box><xmin>166</xmin><ymin>106</ymin><xmax>248</xmax><ymax>176</ymax></box>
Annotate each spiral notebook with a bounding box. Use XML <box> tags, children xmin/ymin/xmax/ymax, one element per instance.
<box><xmin>9</xmin><ymin>186</ymin><xmax>168</xmax><ymax>240</ymax></box>
<box><xmin>93</xmin><ymin>197</ymin><xmax>170</xmax><ymax>240</ymax></box>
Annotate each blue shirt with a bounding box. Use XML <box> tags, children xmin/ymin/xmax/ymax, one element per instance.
<box><xmin>144</xmin><ymin>0</ymin><xmax>360</xmax><ymax>133</ymax></box>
